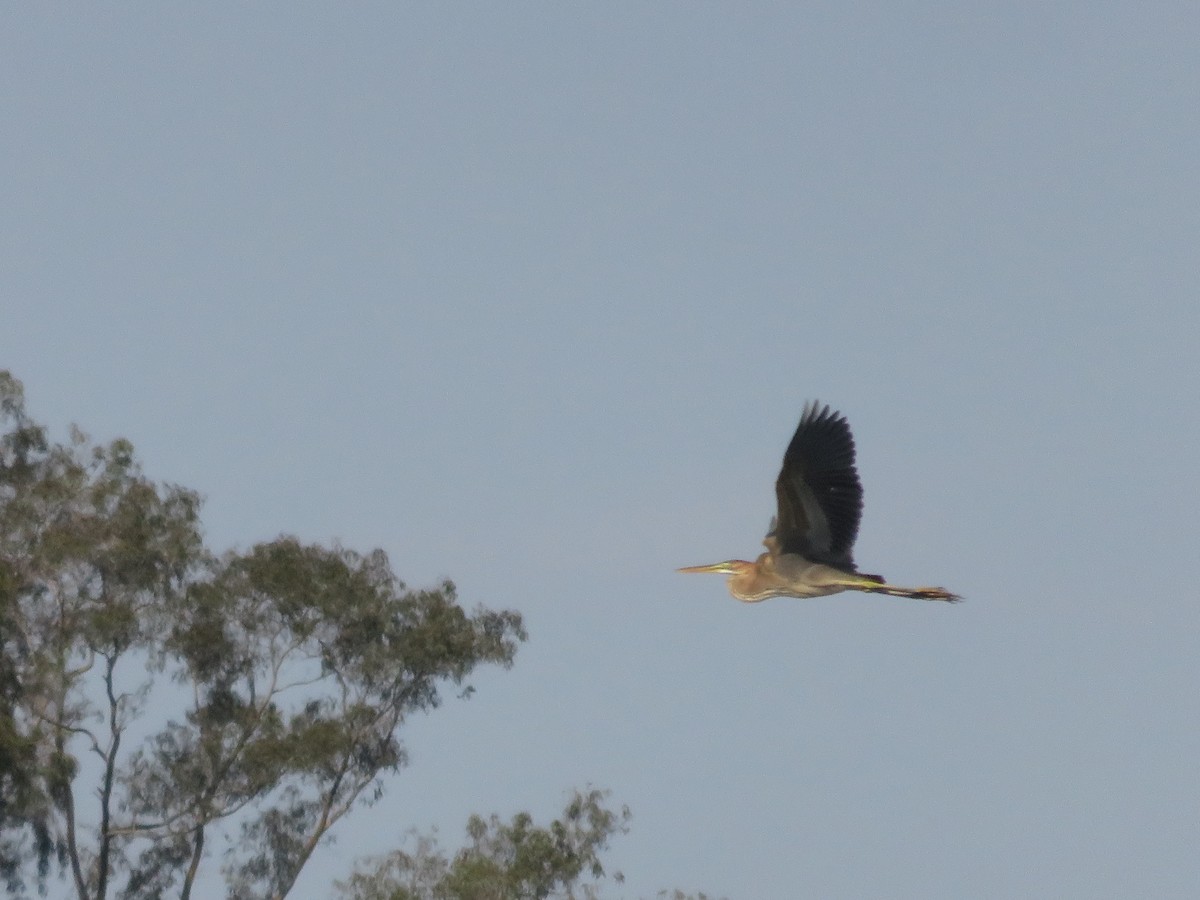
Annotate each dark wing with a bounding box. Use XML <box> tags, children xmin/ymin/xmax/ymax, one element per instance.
<box><xmin>771</xmin><ymin>401</ymin><xmax>864</xmax><ymax>568</ymax></box>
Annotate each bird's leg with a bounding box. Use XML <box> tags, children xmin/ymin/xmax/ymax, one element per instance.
<box><xmin>818</xmin><ymin>572</ymin><xmax>959</xmax><ymax>602</ymax></box>
<box><xmin>861</xmin><ymin>582</ymin><xmax>961</xmax><ymax>602</ymax></box>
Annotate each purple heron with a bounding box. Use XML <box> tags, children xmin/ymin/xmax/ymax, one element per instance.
<box><xmin>679</xmin><ymin>402</ymin><xmax>960</xmax><ymax>603</ymax></box>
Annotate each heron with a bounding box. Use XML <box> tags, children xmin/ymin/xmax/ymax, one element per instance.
<box><xmin>678</xmin><ymin>401</ymin><xmax>960</xmax><ymax>603</ymax></box>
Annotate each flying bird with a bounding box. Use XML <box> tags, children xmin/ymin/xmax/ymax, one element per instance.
<box><xmin>678</xmin><ymin>402</ymin><xmax>960</xmax><ymax>603</ymax></box>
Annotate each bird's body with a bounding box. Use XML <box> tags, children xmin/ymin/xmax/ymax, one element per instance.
<box><xmin>679</xmin><ymin>402</ymin><xmax>960</xmax><ymax>604</ymax></box>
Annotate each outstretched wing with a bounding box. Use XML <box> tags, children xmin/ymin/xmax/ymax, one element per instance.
<box><xmin>771</xmin><ymin>401</ymin><xmax>864</xmax><ymax>568</ymax></box>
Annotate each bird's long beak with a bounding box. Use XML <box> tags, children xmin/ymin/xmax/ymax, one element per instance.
<box><xmin>677</xmin><ymin>561</ymin><xmax>739</xmax><ymax>574</ymax></box>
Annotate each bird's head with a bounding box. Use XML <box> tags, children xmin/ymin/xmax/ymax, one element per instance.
<box><xmin>676</xmin><ymin>560</ymin><xmax>755</xmax><ymax>577</ymax></box>
<box><xmin>677</xmin><ymin>558</ymin><xmax>774</xmax><ymax>602</ymax></box>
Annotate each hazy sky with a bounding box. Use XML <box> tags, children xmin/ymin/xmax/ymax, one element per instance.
<box><xmin>4</xmin><ymin>4</ymin><xmax>1198</xmax><ymax>898</ymax></box>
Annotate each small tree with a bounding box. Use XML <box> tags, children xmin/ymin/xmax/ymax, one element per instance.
<box><xmin>338</xmin><ymin>789</ymin><xmax>721</xmax><ymax>900</ymax></box>
<box><xmin>338</xmin><ymin>788</ymin><xmax>630</xmax><ymax>900</ymax></box>
<box><xmin>0</xmin><ymin>371</ymin><xmax>526</xmax><ymax>899</ymax></box>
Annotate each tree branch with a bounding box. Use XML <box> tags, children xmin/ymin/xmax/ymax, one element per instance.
<box><xmin>180</xmin><ymin>824</ymin><xmax>204</xmax><ymax>900</ymax></box>
<box><xmin>95</xmin><ymin>653</ymin><xmax>123</xmax><ymax>900</ymax></box>
<box><xmin>56</xmin><ymin>727</ymin><xmax>89</xmax><ymax>900</ymax></box>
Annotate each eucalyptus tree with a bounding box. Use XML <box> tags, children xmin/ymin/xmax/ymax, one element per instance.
<box><xmin>337</xmin><ymin>789</ymin><xmax>720</xmax><ymax>900</ymax></box>
<box><xmin>0</xmin><ymin>371</ymin><xmax>525</xmax><ymax>899</ymax></box>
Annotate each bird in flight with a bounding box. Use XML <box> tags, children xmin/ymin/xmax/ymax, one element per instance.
<box><xmin>678</xmin><ymin>402</ymin><xmax>960</xmax><ymax>603</ymax></box>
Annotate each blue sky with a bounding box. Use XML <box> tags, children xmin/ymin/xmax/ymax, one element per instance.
<box><xmin>3</xmin><ymin>4</ymin><xmax>1198</xmax><ymax>897</ymax></box>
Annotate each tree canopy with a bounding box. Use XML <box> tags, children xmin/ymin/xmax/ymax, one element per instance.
<box><xmin>0</xmin><ymin>371</ymin><xmax>718</xmax><ymax>900</ymax></box>
<box><xmin>338</xmin><ymin>788</ymin><xmax>630</xmax><ymax>900</ymax></box>
<box><xmin>337</xmin><ymin>788</ymin><xmax>717</xmax><ymax>900</ymax></box>
<box><xmin>0</xmin><ymin>371</ymin><xmax>524</xmax><ymax>898</ymax></box>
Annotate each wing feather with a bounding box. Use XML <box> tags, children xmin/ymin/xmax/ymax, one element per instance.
<box><xmin>771</xmin><ymin>401</ymin><xmax>864</xmax><ymax>568</ymax></box>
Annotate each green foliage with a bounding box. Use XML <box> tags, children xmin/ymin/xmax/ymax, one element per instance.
<box><xmin>0</xmin><ymin>372</ymin><xmax>712</xmax><ymax>900</ymax></box>
<box><xmin>337</xmin><ymin>791</ymin><xmax>725</xmax><ymax>900</ymax></box>
<box><xmin>0</xmin><ymin>371</ymin><xmax>526</xmax><ymax>899</ymax></box>
<box><xmin>338</xmin><ymin>789</ymin><xmax>631</xmax><ymax>900</ymax></box>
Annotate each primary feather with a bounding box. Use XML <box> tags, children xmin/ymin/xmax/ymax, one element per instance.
<box><xmin>772</xmin><ymin>401</ymin><xmax>864</xmax><ymax>568</ymax></box>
